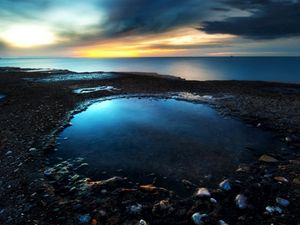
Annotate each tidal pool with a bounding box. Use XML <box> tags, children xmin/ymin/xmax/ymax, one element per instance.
<box><xmin>53</xmin><ymin>98</ymin><xmax>286</xmax><ymax>192</ymax></box>
<box><xmin>27</xmin><ymin>72</ymin><xmax>117</xmax><ymax>82</ymax></box>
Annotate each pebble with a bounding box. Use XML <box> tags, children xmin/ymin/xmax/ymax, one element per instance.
<box><xmin>285</xmin><ymin>136</ymin><xmax>292</xmax><ymax>142</ymax></box>
<box><xmin>43</xmin><ymin>168</ymin><xmax>54</xmax><ymax>177</ymax></box>
<box><xmin>274</xmin><ymin>176</ymin><xmax>289</xmax><ymax>183</ymax></box>
<box><xmin>91</xmin><ymin>219</ymin><xmax>97</xmax><ymax>225</ymax></box>
<box><xmin>276</xmin><ymin>197</ymin><xmax>290</xmax><ymax>207</ymax></box>
<box><xmin>192</xmin><ymin>212</ymin><xmax>207</xmax><ymax>225</ymax></box>
<box><xmin>219</xmin><ymin>220</ymin><xmax>229</xmax><ymax>225</ymax></box>
<box><xmin>5</xmin><ymin>151</ymin><xmax>12</xmax><ymax>156</ymax></box>
<box><xmin>219</xmin><ymin>179</ymin><xmax>231</xmax><ymax>191</ymax></box>
<box><xmin>195</xmin><ymin>188</ymin><xmax>211</xmax><ymax>197</ymax></box>
<box><xmin>293</xmin><ymin>178</ymin><xmax>300</xmax><ymax>185</ymax></box>
<box><xmin>29</xmin><ymin>148</ymin><xmax>37</xmax><ymax>152</ymax></box>
<box><xmin>99</xmin><ymin>210</ymin><xmax>106</xmax><ymax>217</ymax></box>
<box><xmin>265</xmin><ymin>206</ymin><xmax>283</xmax><ymax>214</ymax></box>
<box><xmin>258</xmin><ymin>154</ymin><xmax>278</xmax><ymax>163</ymax></box>
<box><xmin>210</xmin><ymin>198</ymin><xmax>217</xmax><ymax>204</ymax></box>
<box><xmin>78</xmin><ymin>214</ymin><xmax>91</xmax><ymax>224</ymax></box>
<box><xmin>235</xmin><ymin>194</ymin><xmax>247</xmax><ymax>209</ymax></box>
<box><xmin>139</xmin><ymin>219</ymin><xmax>147</xmax><ymax>225</ymax></box>
<box><xmin>77</xmin><ymin>163</ymin><xmax>89</xmax><ymax>169</ymax></box>
<box><xmin>128</xmin><ymin>203</ymin><xmax>142</xmax><ymax>215</ymax></box>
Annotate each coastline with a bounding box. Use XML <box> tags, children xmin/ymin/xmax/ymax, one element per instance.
<box><xmin>0</xmin><ymin>67</ymin><xmax>299</xmax><ymax>225</ymax></box>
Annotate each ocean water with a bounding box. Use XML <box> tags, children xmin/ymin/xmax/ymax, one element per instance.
<box><xmin>1</xmin><ymin>57</ymin><xmax>300</xmax><ymax>83</ymax></box>
<box><xmin>52</xmin><ymin>98</ymin><xmax>286</xmax><ymax>193</ymax></box>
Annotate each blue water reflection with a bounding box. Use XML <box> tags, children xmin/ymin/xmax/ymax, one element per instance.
<box><xmin>54</xmin><ymin>98</ymin><xmax>286</xmax><ymax>189</ymax></box>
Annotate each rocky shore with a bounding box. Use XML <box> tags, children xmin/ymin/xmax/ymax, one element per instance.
<box><xmin>0</xmin><ymin>67</ymin><xmax>299</xmax><ymax>225</ymax></box>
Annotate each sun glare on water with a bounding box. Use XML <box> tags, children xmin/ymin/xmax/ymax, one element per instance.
<box><xmin>1</xmin><ymin>25</ymin><xmax>56</xmax><ymax>48</ymax></box>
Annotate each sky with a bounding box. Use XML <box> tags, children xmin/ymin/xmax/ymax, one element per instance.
<box><xmin>0</xmin><ymin>0</ymin><xmax>300</xmax><ymax>57</ymax></box>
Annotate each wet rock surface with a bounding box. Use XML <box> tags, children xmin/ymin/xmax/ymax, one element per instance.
<box><xmin>0</xmin><ymin>67</ymin><xmax>299</xmax><ymax>224</ymax></box>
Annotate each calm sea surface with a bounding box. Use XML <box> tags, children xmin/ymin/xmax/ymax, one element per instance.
<box><xmin>1</xmin><ymin>57</ymin><xmax>300</xmax><ymax>83</ymax></box>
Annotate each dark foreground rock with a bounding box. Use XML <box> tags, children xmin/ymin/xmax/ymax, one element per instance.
<box><xmin>0</xmin><ymin>67</ymin><xmax>299</xmax><ymax>225</ymax></box>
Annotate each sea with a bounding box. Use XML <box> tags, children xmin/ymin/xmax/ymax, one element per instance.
<box><xmin>1</xmin><ymin>57</ymin><xmax>300</xmax><ymax>83</ymax></box>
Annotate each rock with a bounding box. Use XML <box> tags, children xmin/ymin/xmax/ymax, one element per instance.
<box><xmin>91</xmin><ymin>219</ymin><xmax>97</xmax><ymax>225</ymax></box>
<box><xmin>88</xmin><ymin>176</ymin><xmax>124</xmax><ymax>188</ymax></box>
<box><xmin>182</xmin><ymin>179</ymin><xmax>196</xmax><ymax>188</ymax></box>
<box><xmin>210</xmin><ymin>198</ymin><xmax>217</xmax><ymax>204</ymax></box>
<box><xmin>78</xmin><ymin>214</ymin><xmax>91</xmax><ymax>224</ymax></box>
<box><xmin>5</xmin><ymin>151</ymin><xmax>12</xmax><ymax>155</ymax></box>
<box><xmin>191</xmin><ymin>212</ymin><xmax>207</xmax><ymax>225</ymax></box>
<box><xmin>139</xmin><ymin>184</ymin><xmax>157</xmax><ymax>192</ymax></box>
<box><xmin>285</xmin><ymin>136</ymin><xmax>292</xmax><ymax>142</ymax></box>
<box><xmin>128</xmin><ymin>203</ymin><xmax>142</xmax><ymax>215</ymax></box>
<box><xmin>43</xmin><ymin>168</ymin><xmax>54</xmax><ymax>177</ymax></box>
<box><xmin>292</xmin><ymin>178</ymin><xmax>300</xmax><ymax>185</ymax></box>
<box><xmin>29</xmin><ymin>148</ymin><xmax>39</xmax><ymax>156</ymax></box>
<box><xmin>274</xmin><ymin>176</ymin><xmax>289</xmax><ymax>183</ymax></box>
<box><xmin>219</xmin><ymin>220</ymin><xmax>229</xmax><ymax>225</ymax></box>
<box><xmin>77</xmin><ymin>163</ymin><xmax>89</xmax><ymax>169</ymax></box>
<box><xmin>139</xmin><ymin>219</ymin><xmax>147</xmax><ymax>225</ymax></box>
<box><xmin>259</xmin><ymin>154</ymin><xmax>278</xmax><ymax>163</ymax></box>
<box><xmin>219</xmin><ymin>179</ymin><xmax>231</xmax><ymax>191</ymax></box>
<box><xmin>235</xmin><ymin>194</ymin><xmax>247</xmax><ymax>209</ymax></box>
<box><xmin>99</xmin><ymin>210</ymin><xmax>106</xmax><ymax>217</ymax></box>
<box><xmin>276</xmin><ymin>197</ymin><xmax>290</xmax><ymax>207</ymax></box>
<box><xmin>265</xmin><ymin>206</ymin><xmax>283</xmax><ymax>214</ymax></box>
<box><xmin>236</xmin><ymin>164</ymin><xmax>250</xmax><ymax>172</ymax></box>
<box><xmin>152</xmin><ymin>200</ymin><xmax>173</xmax><ymax>216</ymax></box>
<box><xmin>195</xmin><ymin>188</ymin><xmax>211</xmax><ymax>197</ymax></box>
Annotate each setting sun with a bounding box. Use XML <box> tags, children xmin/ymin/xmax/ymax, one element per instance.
<box><xmin>1</xmin><ymin>25</ymin><xmax>55</xmax><ymax>48</ymax></box>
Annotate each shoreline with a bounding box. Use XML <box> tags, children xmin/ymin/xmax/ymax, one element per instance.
<box><xmin>0</xmin><ymin>67</ymin><xmax>299</xmax><ymax>224</ymax></box>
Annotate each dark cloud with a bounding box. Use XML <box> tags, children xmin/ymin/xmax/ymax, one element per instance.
<box><xmin>100</xmin><ymin>0</ymin><xmax>214</xmax><ymax>37</ymax></box>
<box><xmin>0</xmin><ymin>0</ymin><xmax>300</xmax><ymax>53</ymax></box>
<box><xmin>200</xmin><ymin>0</ymin><xmax>300</xmax><ymax>39</ymax></box>
<box><xmin>145</xmin><ymin>42</ymin><xmax>229</xmax><ymax>50</ymax></box>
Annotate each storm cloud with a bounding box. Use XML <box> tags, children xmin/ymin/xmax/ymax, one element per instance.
<box><xmin>201</xmin><ymin>0</ymin><xmax>300</xmax><ymax>39</ymax></box>
<box><xmin>0</xmin><ymin>0</ymin><xmax>300</xmax><ymax>56</ymax></box>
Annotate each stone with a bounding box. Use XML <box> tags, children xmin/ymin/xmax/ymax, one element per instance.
<box><xmin>210</xmin><ymin>198</ymin><xmax>217</xmax><ymax>204</ymax></box>
<box><xmin>276</xmin><ymin>197</ymin><xmax>290</xmax><ymax>207</ymax></box>
<box><xmin>5</xmin><ymin>151</ymin><xmax>12</xmax><ymax>156</ymax></box>
<box><xmin>139</xmin><ymin>184</ymin><xmax>157</xmax><ymax>192</ymax></box>
<box><xmin>293</xmin><ymin>178</ymin><xmax>300</xmax><ymax>185</ymax></box>
<box><xmin>43</xmin><ymin>168</ymin><xmax>54</xmax><ymax>177</ymax></box>
<box><xmin>128</xmin><ymin>203</ymin><xmax>142</xmax><ymax>215</ymax></box>
<box><xmin>152</xmin><ymin>200</ymin><xmax>173</xmax><ymax>216</ymax></box>
<box><xmin>139</xmin><ymin>219</ymin><xmax>147</xmax><ymax>225</ymax></box>
<box><xmin>259</xmin><ymin>154</ymin><xmax>278</xmax><ymax>163</ymax></box>
<box><xmin>265</xmin><ymin>206</ymin><xmax>283</xmax><ymax>214</ymax></box>
<box><xmin>88</xmin><ymin>176</ymin><xmax>124</xmax><ymax>187</ymax></box>
<box><xmin>195</xmin><ymin>188</ymin><xmax>211</xmax><ymax>197</ymax></box>
<box><xmin>219</xmin><ymin>179</ymin><xmax>231</xmax><ymax>191</ymax></box>
<box><xmin>78</xmin><ymin>214</ymin><xmax>91</xmax><ymax>224</ymax></box>
<box><xmin>285</xmin><ymin>136</ymin><xmax>292</xmax><ymax>142</ymax></box>
<box><xmin>219</xmin><ymin>220</ymin><xmax>229</xmax><ymax>225</ymax></box>
<box><xmin>91</xmin><ymin>219</ymin><xmax>97</xmax><ymax>225</ymax></box>
<box><xmin>235</xmin><ymin>194</ymin><xmax>247</xmax><ymax>209</ymax></box>
<box><xmin>191</xmin><ymin>212</ymin><xmax>207</xmax><ymax>225</ymax></box>
<box><xmin>274</xmin><ymin>176</ymin><xmax>289</xmax><ymax>183</ymax></box>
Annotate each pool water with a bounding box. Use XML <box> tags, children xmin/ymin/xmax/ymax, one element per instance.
<box><xmin>53</xmin><ymin>98</ymin><xmax>286</xmax><ymax>192</ymax></box>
